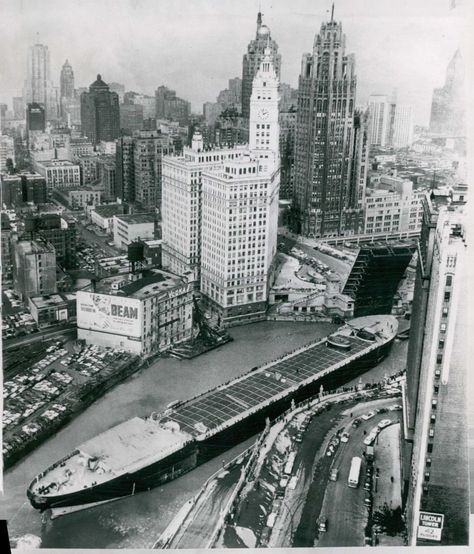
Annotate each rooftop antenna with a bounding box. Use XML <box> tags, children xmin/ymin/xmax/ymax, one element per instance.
<box><xmin>331</xmin><ymin>3</ymin><xmax>335</xmax><ymax>22</ymax></box>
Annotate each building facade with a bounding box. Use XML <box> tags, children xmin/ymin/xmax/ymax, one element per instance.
<box><xmin>80</xmin><ymin>75</ymin><xmax>120</xmax><ymax>144</ymax></box>
<box><xmin>368</xmin><ymin>94</ymin><xmax>389</xmax><ymax>147</ymax></box>
<box><xmin>0</xmin><ymin>134</ymin><xmax>15</xmax><ymax>172</ymax></box>
<box><xmin>76</xmin><ymin>269</ymin><xmax>193</xmax><ymax>355</ymax></box>
<box><xmin>403</xmin><ymin>188</ymin><xmax>468</xmax><ymax>545</ymax></box>
<box><xmin>35</xmin><ymin>160</ymin><xmax>81</xmax><ymax>193</ymax></box>
<box><xmin>200</xmin><ymin>49</ymin><xmax>280</xmax><ymax>325</ymax></box>
<box><xmin>155</xmin><ymin>86</ymin><xmax>190</xmax><ymax>126</ymax></box>
<box><xmin>113</xmin><ymin>212</ymin><xmax>157</xmax><ymax>250</ymax></box>
<box><xmin>23</xmin><ymin>43</ymin><xmax>57</xmax><ymax>121</ymax></box>
<box><xmin>293</xmin><ymin>10</ymin><xmax>361</xmax><ymax>237</ymax></box>
<box><xmin>12</xmin><ymin>238</ymin><xmax>57</xmax><ymax>301</ymax></box>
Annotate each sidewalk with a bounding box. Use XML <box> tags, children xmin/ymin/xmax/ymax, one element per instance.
<box><xmin>374</xmin><ymin>423</ymin><xmax>402</xmax><ymax>512</ymax></box>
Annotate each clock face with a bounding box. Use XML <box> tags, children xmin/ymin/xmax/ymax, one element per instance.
<box><xmin>258</xmin><ymin>108</ymin><xmax>270</xmax><ymax>120</ymax></box>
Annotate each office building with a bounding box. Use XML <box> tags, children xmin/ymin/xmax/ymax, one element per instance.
<box><xmin>26</xmin><ymin>103</ymin><xmax>46</xmax><ymax>137</ymax></box>
<box><xmin>109</xmin><ymin>82</ymin><xmax>125</xmax><ymax>103</ymax></box>
<box><xmin>96</xmin><ymin>155</ymin><xmax>117</xmax><ymax>201</ymax></box>
<box><xmin>241</xmin><ymin>11</ymin><xmax>281</xmax><ymax>120</ymax></box>
<box><xmin>23</xmin><ymin>42</ymin><xmax>57</xmax><ymax>120</ymax></box>
<box><xmin>78</xmin><ymin>154</ymin><xmax>100</xmax><ymax>186</ymax></box>
<box><xmin>60</xmin><ymin>59</ymin><xmax>75</xmax><ymax>100</ymax></box>
<box><xmin>293</xmin><ymin>9</ymin><xmax>362</xmax><ymax>237</ymax></box>
<box><xmin>55</xmin><ymin>187</ymin><xmax>102</xmax><ymax>210</ymax></box>
<box><xmin>70</xmin><ymin>137</ymin><xmax>94</xmax><ymax>159</ymax></box>
<box><xmin>115</xmin><ymin>136</ymin><xmax>135</xmax><ymax>202</ymax></box>
<box><xmin>200</xmin><ymin>48</ymin><xmax>280</xmax><ymax>325</ymax></box>
<box><xmin>80</xmin><ymin>75</ymin><xmax>120</xmax><ymax>144</ymax></box>
<box><xmin>90</xmin><ymin>203</ymin><xmax>126</xmax><ymax>232</ymax></box>
<box><xmin>279</xmin><ymin>108</ymin><xmax>296</xmax><ymax>199</ymax></box>
<box><xmin>203</xmin><ymin>102</ymin><xmax>223</xmax><ymax>127</ymax></box>
<box><xmin>13</xmin><ymin>97</ymin><xmax>25</xmax><ymax>120</ymax></box>
<box><xmin>403</xmin><ymin>188</ymin><xmax>468</xmax><ymax>545</ymax></box>
<box><xmin>430</xmin><ymin>49</ymin><xmax>465</xmax><ymax>136</ymax></box>
<box><xmin>155</xmin><ymin>86</ymin><xmax>190</xmax><ymax>126</ymax></box>
<box><xmin>76</xmin><ymin>268</ymin><xmax>193</xmax><ymax>355</ymax></box>
<box><xmin>1</xmin><ymin>172</ymin><xmax>47</xmax><ymax>207</ymax></box>
<box><xmin>35</xmin><ymin>159</ymin><xmax>80</xmax><ymax>193</ymax></box>
<box><xmin>125</xmin><ymin>93</ymin><xmax>156</xmax><ymax>119</ymax></box>
<box><xmin>1</xmin><ymin>212</ymin><xmax>13</xmax><ymax>283</ymax></box>
<box><xmin>0</xmin><ymin>135</ymin><xmax>15</xmax><ymax>172</ymax></box>
<box><xmin>120</xmin><ymin>103</ymin><xmax>144</xmax><ymax>134</ymax></box>
<box><xmin>12</xmin><ymin>238</ymin><xmax>57</xmax><ymax>301</ymax></box>
<box><xmin>363</xmin><ymin>176</ymin><xmax>424</xmax><ymax>235</ymax></box>
<box><xmin>162</xmin><ymin>132</ymin><xmax>248</xmax><ymax>286</ymax></box>
<box><xmin>28</xmin><ymin>292</ymin><xmax>77</xmax><ymax>328</ymax></box>
<box><xmin>368</xmin><ymin>94</ymin><xmax>389</xmax><ymax>147</ymax></box>
<box><xmin>113</xmin><ymin>212</ymin><xmax>157</xmax><ymax>250</ymax></box>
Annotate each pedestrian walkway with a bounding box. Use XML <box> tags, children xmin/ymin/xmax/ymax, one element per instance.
<box><xmin>374</xmin><ymin>423</ymin><xmax>402</xmax><ymax>512</ymax></box>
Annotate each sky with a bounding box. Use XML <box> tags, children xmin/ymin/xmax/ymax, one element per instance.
<box><xmin>0</xmin><ymin>0</ymin><xmax>470</xmax><ymax>125</ymax></box>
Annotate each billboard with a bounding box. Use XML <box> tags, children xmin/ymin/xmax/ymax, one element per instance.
<box><xmin>77</xmin><ymin>291</ymin><xmax>142</xmax><ymax>339</ymax></box>
<box><xmin>417</xmin><ymin>511</ymin><xmax>444</xmax><ymax>542</ymax></box>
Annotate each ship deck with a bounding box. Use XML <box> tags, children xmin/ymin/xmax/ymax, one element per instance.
<box><xmin>162</xmin><ymin>318</ymin><xmax>396</xmax><ymax>437</ymax></box>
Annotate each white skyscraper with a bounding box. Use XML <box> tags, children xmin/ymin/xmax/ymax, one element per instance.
<box><xmin>200</xmin><ymin>48</ymin><xmax>280</xmax><ymax>325</ymax></box>
<box><xmin>391</xmin><ymin>104</ymin><xmax>414</xmax><ymax>148</ymax></box>
<box><xmin>368</xmin><ymin>94</ymin><xmax>389</xmax><ymax>146</ymax></box>
<box><xmin>23</xmin><ymin>42</ymin><xmax>57</xmax><ymax>121</ymax></box>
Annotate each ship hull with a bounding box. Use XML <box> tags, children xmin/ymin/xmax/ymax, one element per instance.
<box><xmin>28</xmin><ymin>334</ymin><xmax>394</xmax><ymax>513</ymax></box>
<box><xmin>27</xmin><ymin>442</ymin><xmax>199</xmax><ymax>512</ymax></box>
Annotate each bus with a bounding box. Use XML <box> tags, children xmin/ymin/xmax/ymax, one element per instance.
<box><xmin>348</xmin><ymin>456</ymin><xmax>362</xmax><ymax>488</ymax></box>
<box><xmin>284</xmin><ymin>452</ymin><xmax>296</xmax><ymax>475</ymax></box>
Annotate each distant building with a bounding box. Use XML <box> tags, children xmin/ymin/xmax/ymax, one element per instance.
<box><xmin>76</xmin><ymin>269</ymin><xmax>193</xmax><ymax>355</ymax></box>
<box><xmin>108</xmin><ymin>82</ymin><xmax>125</xmax><ymax>104</ymax></box>
<box><xmin>279</xmin><ymin>108</ymin><xmax>296</xmax><ymax>199</ymax></box>
<box><xmin>26</xmin><ymin>102</ymin><xmax>46</xmax><ymax>137</ymax></box>
<box><xmin>155</xmin><ymin>86</ymin><xmax>190</xmax><ymax>126</ymax></box>
<box><xmin>113</xmin><ymin>212</ymin><xmax>157</xmax><ymax>250</ymax></box>
<box><xmin>203</xmin><ymin>102</ymin><xmax>223</xmax><ymax>127</ymax></box>
<box><xmin>390</xmin><ymin>104</ymin><xmax>414</xmax><ymax>148</ymax></box>
<box><xmin>90</xmin><ymin>203</ymin><xmax>126</xmax><ymax>232</ymax></box>
<box><xmin>55</xmin><ymin>186</ymin><xmax>102</xmax><ymax>210</ymax></box>
<box><xmin>430</xmin><ymin>49</ymin><xmax>465</xmax><ymax>136</ymax></box>
<box><xmin>23</xmin><ymin>42</ymin><xmax>57</xmax><ymax>121</ymax></box>
<box><xmin>241</xmin><ymin>11</ymin><xmax>281</xmax><ymax>120</ymax></box>
<box><xmin>13</xmin><ymin>97</ymin><xmax>25</xmax><ymax>120</ymax></box>
<box><xmin>1</xmin><ymin>212</ymin><xmax>13</xmax><ymax>283</ymax></box>
<box><xmin>115</xmin><ymin>136</ymin><xmax>135</xmax><ymax>202</ymax></box>
<box><xmin>78</xmin><ymin>154</ymin><xmax>100</xmax><ymax>186</ymax></box>
<box><xmin>70</xmin><ymin>137</ymin><xmax>94</xmax><ymax>159</ymax></box>
<box><xmin>12</xmin><ymin>238</ymin><xmax>57</xmax><ymax>301</ymax></box>
<box><xmin>60</xmin><ymin>59</ymin><xmax>75</xmax><ymax>121</ymax></box>
<box><xmin>0</xmin><ymin>135</ymin><xmax>15</xmax><ymax>172</ymax></box>
<box><xmin>35</xmin><ymin>159</ymin><xmax>80</xmax><ymax>193</ymax></box>
<box><xmin>403</xmin><ymin>188</ymin><xmax>468</xmax><ymax>545</ymax></box>
<box><xmin>120</xmin><ymin>103</ymin><xmax>144</xmax><ymax>134</ymax></box>
<box><xmin>31</xmin><ymin>213</ymin><xmax>78</xmax><ymax>269</ymax></box>
<box><xmin>368</xmin><ymin>94</ymin><xmax>389</xmax><ymax>147</ymax></box>
<box><xmin>96</xmin><ymin>155</ymin><xmax>117</xmax><ymax>201</ymax></box>
<box><xmin>80</xmin><ymin>75</ymin><xmax>120</xmax><ymax>144</ymax></box>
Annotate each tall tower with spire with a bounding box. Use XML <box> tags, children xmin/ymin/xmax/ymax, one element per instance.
<box><xmin>60</xmin><ymin>59</ymin><xmax>75</xmax><ymax>100</ymax></box>
<box><xmin>293</xmin><ymin>9</ymin><xmax>362</xmax><ymax>237</ymax></box>
<box><xmin>241</xmin><ymin>11</ymin><xmax>281</xmax><ymax>120</ymax></box>
<box><xmin>23</xmin><ymin>41</ymin><xmax>57</xmax><ymax>120</ymax></box>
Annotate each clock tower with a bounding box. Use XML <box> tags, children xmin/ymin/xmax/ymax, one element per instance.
<box><xmin>249</xmin><ymin>47</ymin><xmax>280</xmax><ymax>174</ymax></box>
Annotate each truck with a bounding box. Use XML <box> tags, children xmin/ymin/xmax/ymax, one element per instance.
<box><xmin>317</xmin><ymin>516</ymin><xmax>328</xmax><ymax>533</ymax></box>
<box><xmin>366</xmin><ymin>445</ymin><xmax>374</xmax><ymax>461</ymax></box>
<box><xmin>348</xmin><ymin>456</ymin><xmax>362</xmax><ymax>488</ymax></box>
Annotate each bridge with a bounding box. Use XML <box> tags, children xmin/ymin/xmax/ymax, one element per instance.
<box><xmin>317</xmin><ymin>230</ymin><xmax>420</xmax><ymax>246</ymax></box>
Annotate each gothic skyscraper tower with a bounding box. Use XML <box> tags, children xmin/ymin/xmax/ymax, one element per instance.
<box><xmin>60</xmin><ymin>59</ymin><xmax>75</xmax><ymax>100</ymax></box>
<box><xmin>241</xmin><ymin>11</ymin><xmax>281</xmax><ymax>121</ymax></box>
<box><xmin>293</xmin><ymin>9</ymin><xmax>361</xmax><ymax>237</ymax></box>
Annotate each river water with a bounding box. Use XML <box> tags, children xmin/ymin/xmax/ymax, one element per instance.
<box><xmin>1</xmin><ymin>320</ymin><xmax>408</xmax><ymax>549</ymax></box>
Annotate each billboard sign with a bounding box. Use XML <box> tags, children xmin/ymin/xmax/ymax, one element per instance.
<box><xmin>77</xmin><ymin>291</ymin><xmax>142</xmax><ymax>338</ymax></box>
<box><xmin>417</xmin><ymin>511</ymin><xmax>444</xmax><ymax>541</ymax></box>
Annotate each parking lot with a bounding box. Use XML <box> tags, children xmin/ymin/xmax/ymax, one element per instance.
<box><xmin>3</xmin><ymin>340</ymin><xmax>135</xmax><ymax>461</ymax></box>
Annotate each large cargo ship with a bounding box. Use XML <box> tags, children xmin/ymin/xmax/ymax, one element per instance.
<box><xmin>27</xmin><ymin>315</ymin><xmax>398</xmax><ymax>514</ymax></box>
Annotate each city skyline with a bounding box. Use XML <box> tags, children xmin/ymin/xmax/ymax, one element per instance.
<box><xmin>0</xmin><ymin>0</ymin><xmax>468</xmax><ymax>125</ymax></box>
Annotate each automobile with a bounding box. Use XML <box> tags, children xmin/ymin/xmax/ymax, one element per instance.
<box><xmin>362</xmin><ymin>411</ymin><xmax>376</xmax><ymax>420</ymax></box>
<box><xmin>364</xmin><ymin>435</ymin><xmax>375</xmax><ymax>446</ymax></box>
<box><xmin>352</xmin><ymin>418</ymin><xmax>361</xmax><ymax>428</ymax></box>
<box><xmin>317</xmin><ymin>517</ymin><xmax>328</xmax><ymax>533</ymax></box>
<box><xmin>340</xmin><ymin>432</ymin><xmax>350</xmax><ymax>443</ymax></box>
<box><xmin>329</xmin><ymin>468</ymin><xmax>339</xmax><ymax>481</ymax></box>
<box><xmin>364</xmin><ymin>482</ymin><xmax>372</xmax><ymax>491</ymax></box>
<box><xmin>378</xmin><ymin>419</ymin><xmax>392</xmax><ymax>429</ymax></box>
<box><xmin>279</xmin><ymin>476</ymin><xmax>289</xmax><ymax>488</ymax></box>
<box><xmin>364</xmin><ymin>497</ymin><xmax>372</xmax><ymax>506</ymax></box>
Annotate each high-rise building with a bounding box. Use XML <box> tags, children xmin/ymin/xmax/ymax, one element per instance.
<box><xmin>80</xmin><ymin>75</ymin><xmax>120</xmax><ymax>144</ymax></box>
<box><xmin>200</xmin><ymin>48</ymin><xmax>280</xmax><ymax>325</ymax></box>
<box><xmin>133</xmin><ymin>130</ymin><xmax>173</xmax><ymax>208</ymax></box>
<box><xmin>1</xmin><ymin>212</ymin><xmax>13</xmax><ymax>284</ymax></box>
<box><xmin>368</xmin><ymin>94</ymin><xmax>389</xmax><ymax>147</ymax></box>
<box><xmin>430</xmin><ymin>49</ymin><xmax>465</xmax><ymax>136</ymax></box>
<box><xmin>119</xmin><ymin>103</ymin><xmax>144</xmax><ymax>134</ymax></box>
<box><xmin>162</xmin><ymin>132</ymin><xmax>248</xmax><ymax>286</ymax></box>
<box><xmin>155</xmin><ymin>86</ymin><xmax>190</xmax><ymax>125</ymax></box>
<box><xmin>12</xmin><ymin>97</ymin><xmax>25</xmax><ymax>120</ymax></box>
<box><xmin>0</xmin><ymin>135</ymin><xmax>15</xmax><ymax>173</ymax></box>
<box><xmin>293</xmin><ymin>9</ymin><xmax>361</xmax><ymax>237</ymax></box>
<box><xmin>23</xmin><ymin>42</ymin><xmax>56</xmax><ymax>120</ymax></box>
<box><xmin>279</xmin><ymin>108</ymin><xmax>297</xmax><ymax>199</ymax></box>
<box><xmin>26</xmin><ymin>102</ymin><xmax>46</xmax><ymax>136</ymax></box>
<box><xmin>403</xmin><ymin>187</ymin><xmax>468</xmax><ymax>545</ymax></box>
<box><xmin>391</xmin><ymin>104</ymin><xmax>414</xmax><ymax>148</ymax></box>
<box><xmin>115</xmin><ymin>136</ymin><xmax>135</xmax><ymax>202</ymax></box>
<box><xmin>60</xmin><ymin>59</ymin><xmax>75</xmax><ymax>100</ymax></box>
<box><xmin>109</xmin><ymin>82</ymin><xmax>125</xmax><ymax>103</ymax></box>
<box><xmin>12</xmin><ymin>238</ymin><xmax>57</xmax><ymax>302</ymax></box>
<box><xmin>32</xmin><ymin>213</ymin><xmax>78</xmax><ymax>270</ymax></box>
<box><xmin>97</xmin><ymin>155</ymin><xmax>117</xmax><ymax>201</ymax></box>
<box><xmin>241</xmin><ymin>11</ymin><xmax>281</xmax><ymax>121</ymax></box>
